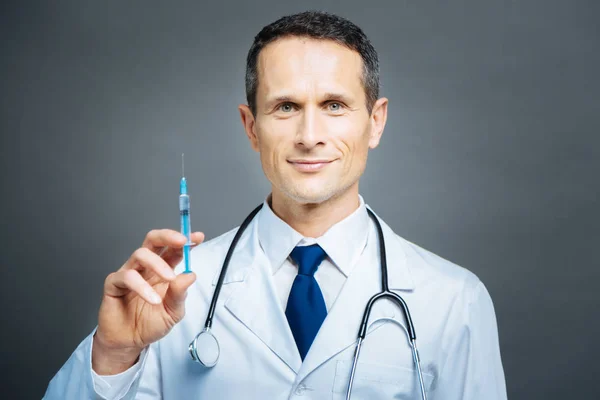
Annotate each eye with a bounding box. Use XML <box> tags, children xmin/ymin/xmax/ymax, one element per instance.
<box><xmin>328</xmin><ymin>102</ymin><xmax>343</xmax><ymax>112</ymax></box>
<box><xmin>278</xmin><ymin>103</ymin><xmax>295</xmax><ymax>113</ymax></box>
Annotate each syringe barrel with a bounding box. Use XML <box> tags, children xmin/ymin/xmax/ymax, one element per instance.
<box><xmin>179</xmin><ymin>194</ymin><xmax>190</xmax><ymax>211</ymax></box>
<box><xmin>180</xmin><ymin>194</ymin><xmax>191</xmax><ymax>242</ymax></box>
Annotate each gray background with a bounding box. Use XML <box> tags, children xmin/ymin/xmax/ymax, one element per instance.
<box><xmin>1</xmin><ymin>0</ymin><xmax>598</xmax><ymax>398</ymax></box>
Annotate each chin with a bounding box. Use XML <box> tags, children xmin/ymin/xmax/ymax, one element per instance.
<box><xmin>282</xmin><ymin>184</ymin><xmax>339</xmax><ymax>205</ymax></box>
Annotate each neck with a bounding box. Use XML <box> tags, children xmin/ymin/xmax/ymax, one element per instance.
<box><xmin>269</xmin><ymin>184</ymin><xmax>361</xmax><ymax>238</ymax></box>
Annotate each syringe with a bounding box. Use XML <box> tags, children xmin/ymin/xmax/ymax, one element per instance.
<box><xmin>180</xmin><ymin>153</ymin><xmax>194</xmax><ymax>273</ymax></box>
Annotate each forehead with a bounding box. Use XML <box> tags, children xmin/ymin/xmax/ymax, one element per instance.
<box><xmin>256</xmin><ymin>36</ymin><xmax>364</xmax><ymax>98</ymax></box>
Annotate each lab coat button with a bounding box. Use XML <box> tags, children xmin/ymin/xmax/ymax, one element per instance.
<box><xmin>295</xmin><ymin>384</ymin><xmax>306</xmax><ymax>395</ymax></box>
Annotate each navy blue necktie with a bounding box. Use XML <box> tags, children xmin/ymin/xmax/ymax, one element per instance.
<box><xmin>285</xmin><ymin>244</ymin><xmax>328</xmax><ymax>361</ymax></box>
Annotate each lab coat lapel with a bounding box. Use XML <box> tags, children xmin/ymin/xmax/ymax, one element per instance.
<box><xmin>220</xmin><ymin>218</ymin><xmax>303</xmax><ymax>374</ymax></box>
<box><xmin>296</xmin><ymin>210</ymin><xmax>415</xmax><ymax>383</ymax></box>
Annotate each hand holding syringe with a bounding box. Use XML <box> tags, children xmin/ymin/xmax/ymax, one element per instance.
<box><xmin>91</xmin><ymin>154</ymin><xmax>204</xmax><ymax>375</ymax></box>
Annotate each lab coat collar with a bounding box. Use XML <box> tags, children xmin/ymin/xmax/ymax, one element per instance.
<box><xmin>257</xmin><ymin>193</ymin><xmax>370</xmax><ymax>278</ymax></box>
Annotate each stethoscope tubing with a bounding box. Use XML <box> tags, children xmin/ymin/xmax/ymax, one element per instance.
<box><xmin>345</xmin><ymin>209</ymin><xmax>427</xmax><ymax>400</ymax></box>
<box><xmin>203</xmin><ymin>204</ymin><xmax>263</xmax><ymax>329</ymax></box>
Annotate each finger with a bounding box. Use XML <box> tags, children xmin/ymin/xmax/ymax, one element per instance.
<box><xmin>190</xmin><ymin>231</ymin><xmax>205</xmax><ymax>246</ymax></box>
<box><xmin>163</xmin><ymin>272</ymin><xmax>197</xmax><ymax>318</ymax></box>
<box><xmin>123</xmin><ymin>247</ymin><xmax>176</xmax><ymax>281</ymax></box>
<box><xmin>142</xmin><ymin>229</ymin><xmax>187</xmax><ymax>254</ymax></box>
<box><xmin>161</xmin><ymin>232</ymin><xmax>205</xmax><ymax>267</ymax></box>
<box><xmin>105</xmin><ymin>269</ymin><xmax>162</xmax><ymax>304</ymax></box>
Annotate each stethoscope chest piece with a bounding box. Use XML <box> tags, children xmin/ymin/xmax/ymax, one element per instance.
<box><xmin>189</xmin><ymin>328</ymin><xmax>220</xmax><ymax>367</ymax></box>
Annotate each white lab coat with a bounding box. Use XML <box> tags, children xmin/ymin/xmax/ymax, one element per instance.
<box><xmin>45</xmin><ymin>206</ymin><xmax>507</xmax><ymax>399</ymax></box>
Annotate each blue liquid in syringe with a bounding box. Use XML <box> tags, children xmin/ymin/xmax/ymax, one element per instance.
<box><xmin>180</xmin><ymin>154</ymin><xmax>193</xmax><ymax>273</ymax></box>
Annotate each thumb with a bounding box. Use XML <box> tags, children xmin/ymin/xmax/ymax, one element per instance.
<box><xmin>163</xmin><ymin>272</ymin><xmax>196</xmax><ymax>320</ymax></box>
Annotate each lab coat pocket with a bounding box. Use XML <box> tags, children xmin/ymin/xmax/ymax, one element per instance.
<box><xmin>332</xmin><ymin>360</ymin><xmax>434</xmax><ymax>399</ymax></box>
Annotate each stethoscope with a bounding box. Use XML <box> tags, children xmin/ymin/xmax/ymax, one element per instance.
<box><xmin>188</xmin><ymin>204</ymin><xmax>428</xmax><ymax>400</ymax></box>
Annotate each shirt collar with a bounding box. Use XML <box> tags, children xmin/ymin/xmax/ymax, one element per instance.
<box><xmin>257</xmin><ymin>193</ymin><xmax>370</xmax><ymax>277</ymax></box>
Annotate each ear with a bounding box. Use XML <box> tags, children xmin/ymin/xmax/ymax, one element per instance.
<box><xmin>238</xmin><ymin>104</ymin><xmax>259</xmax><ymax>152</ymax></box>
<box><xmin>368</xmin><ymin>97</ymin><xmax>388</xmax><ymax>149</ymax></box>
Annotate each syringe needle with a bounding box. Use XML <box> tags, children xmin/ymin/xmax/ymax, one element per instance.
<box><xmin>182</xmin><ymin>153</ymin><xmax>185</xmax><ymax>177</ymax></box>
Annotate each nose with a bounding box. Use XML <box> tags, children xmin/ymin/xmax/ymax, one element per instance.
<box><xmin>295</xmin><ymin>106</ymin><xmax>325</xmax><ymax>149</ymax></box>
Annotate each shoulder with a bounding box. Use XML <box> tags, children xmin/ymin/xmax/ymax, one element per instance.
<box><xmin>393</xmin><ymin>233</ymin><xmax>499</xmax><ymax>323</ymax></box>
<box><xmin>406</xmin><ymin>235</ymin><xmax>480</xmax><ymax>287</ymax></box>
<box><xmin>388</xmin><ymin>227</ymin><xmax>487</xmax><ymax>305</ymax></box>
<box><xmin>367</xmin><ymin>207</ymin><xmax>484</xmax><ymax>299</ymax></box>
<box><xmin>194</xmin><ymin>225</ymin><xmax>242</xmax><ymax>256</ymax></box>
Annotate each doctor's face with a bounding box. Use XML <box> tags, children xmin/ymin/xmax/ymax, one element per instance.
<box><xmin>239</xmin><ymin>37</ymin><xmax>387</xmax><ymax>205</ymax></box>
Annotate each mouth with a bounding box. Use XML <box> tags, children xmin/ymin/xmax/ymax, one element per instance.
<box><xmin>287</xmin><ymin>159</ymin><xmax>335</xmax><ymax>172</ymax></box>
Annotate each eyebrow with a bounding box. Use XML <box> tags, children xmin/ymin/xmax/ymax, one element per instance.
<box><xmin>266</xmin><ymin>95</ymin><xmax>294</xmax><ymax>107</ymax></box>
<box><xmin>323</xmin><ymin>92</ymin><xmax>353</xmax><ymax>104</ymax></box>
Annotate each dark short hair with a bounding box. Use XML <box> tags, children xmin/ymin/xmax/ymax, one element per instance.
<box><xmin>245</xmin><ymin>11</ymin><xmax>380</xmax><ymax>116</ymax></box>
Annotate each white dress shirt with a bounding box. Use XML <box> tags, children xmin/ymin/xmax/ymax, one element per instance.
<box><xmin>92</xmin><ymin>194</ymin><xmax>371</xmax><ymax>396</ymax></box>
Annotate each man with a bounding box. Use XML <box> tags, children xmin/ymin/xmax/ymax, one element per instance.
<box><xmin>45</xmin><ymin>11</ymin><xmax>507</xmax><ymax>399</ymax></box>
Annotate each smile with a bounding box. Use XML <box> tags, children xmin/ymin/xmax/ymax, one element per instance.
<box><xmin>287</xmin><ymin>160</ymin><xmax>334</xmax><ymax>172</ymax></box>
